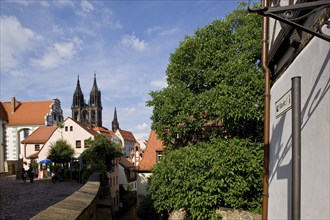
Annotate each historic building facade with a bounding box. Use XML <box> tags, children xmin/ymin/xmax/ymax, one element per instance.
<box><xmin>72</xmin><ymin>75</ymin><xmax>102</xmax><ymax>128</ymax></box>
<box><xmin>0</xmin><ymin>97</ymin><xmax>63</xmax><ymax>175</ymax></box>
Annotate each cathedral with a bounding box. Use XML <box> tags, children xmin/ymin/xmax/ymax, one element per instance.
<box><xmin>71</xmin><ymin>74</ymin><xmax>103</xmax><ymax>128</ymax></box>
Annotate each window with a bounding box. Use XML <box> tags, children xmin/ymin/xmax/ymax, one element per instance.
<box><xmin>84</xmin><ymin>140</ymin><xmax>90</xmax><ymax>148</ymax></box>
<box><xmin>65</xmin><ymin>126</ymin><xmax>68</xmax><ymax>132</ymax></box>
<box><xmin>35</xmin><ymin>144</ymin><xmax>40</xmax><ymax>151</ymax></box>
<box><xmin>76</xmin><ymin>140</ymin><xmax>81</xmax><ymax>148</ymax></box>
<box><xmin>24</xmin><ymin>129</ymin><xmax>29</xmax><ymax>138</ymax></box>
<box><xmin>70</xmin><ymin>126</ymin><xmax>73</xmax><ymax>131</ymax></box>
<box><xmin>156</xmin><ymin>151</ymin><xmax>163</xmax><ymax>163</ymax></box>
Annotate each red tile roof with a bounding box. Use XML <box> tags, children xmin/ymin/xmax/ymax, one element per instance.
<box><xmin>119</xmin><ymin>156</ymin><xmax>135</xmax><ymax>169</ymax></box>
<box><xmin>21</xmin><ymin>126</ymin><xmax>57</xmax><ymax>144</ymax></box>
<box><xmin>119</xmin><ymin>129</ymin><xmax>137</xmax><ymax>142</ymax></box>
<box><xmin>136</xmin><ymin>130</ymin><xmax>165</xmax><ymax>172</ymax></box>
<box><xmin>1</xmin><ymin>98</ymin><xmax>53</xmax><ymax>126</ymax></box>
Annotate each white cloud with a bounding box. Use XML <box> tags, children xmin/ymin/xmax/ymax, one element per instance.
<box><xmin>136</xmin><ymin>122</ymin><xmax>148</xmax><ymax>130</ymax></box>
<box><xmin>150</xmin><ymin>79</ymin><xmax>167</xmax><ymax>89</ymax></box>
<box><xmin>124</xmin><ymin>107</ymin><xmax>136</xmax><ymax>113</ymax></box>
<box><xmin>75</xmin><ymin>0</ymin><xmax>94</xmax><ymax>16</ymax></box>
<box><xmin>147</xmin><ymin>26</ymin><xmax>161</xmax><ymax>34</ymax></box>
<box><xmin>147</xmin><ymin>26</ymin><xmax>179</xmax><ymax>36</ymax></box>
<box><xmin>159</xmin><ymin>27</ymin><xmax>179</xmax><ymax>36</ymax></box>
<box><xmin>30</xmin><ymin>37</ymin><xmax>83</xmax><ymax>69</ymax></box>
<box><xmin>39</xmin><ymin>1</ymin><xmax>50</xmax><ymax>7</ymax></box>
<box><xmin>121</xmin><ymin>34</ymin><xmax>147</xmax><ymax>52</ymax></box>
<box><xmin>0</xmin><ymin>15</ymin><xmax>42</xmax><ymax>73</ymax></box>
<box><xmin>53</xmin><ymin>0</ymin><xmax>75</xmax><ymax>8</ymax></box>
<box><xmin>81</xmin><ymin>0</ymin><xmax>94</xmax><ymax>13</ymax></box>
<box><xmin>10</xmin><ymin>0</ymin><xmax>30</xmax><ymax>6</ymax></box>
<box><xmin>99</xmin><ymin>8</ymin><xmax>122</xmax><ymax>29</ymax></box>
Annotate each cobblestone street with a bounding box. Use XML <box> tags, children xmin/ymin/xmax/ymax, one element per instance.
<box><xmin>0</xmin><ymin>175</ymin><xmax>82</xmax><ymax>220</ymax></box>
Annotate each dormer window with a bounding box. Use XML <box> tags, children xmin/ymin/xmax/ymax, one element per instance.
<box><xmin>156</xmin><ymin>151</ymin><xmax>163</xmax><ymax>163</ymax></box>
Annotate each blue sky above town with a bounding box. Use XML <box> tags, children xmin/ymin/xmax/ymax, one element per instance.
<box><xmin>1</xmin><ymin>0</ymin><xmax>241</xmax><ymax>141</ymax></box>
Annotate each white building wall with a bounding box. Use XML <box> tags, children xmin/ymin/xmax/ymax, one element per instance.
<box><xmin>37</xmin><ymin>119</ymin><xmax>95</xmax><ymax>161</ymax></box>
<box><xmin>136</xmin><ymin>172</ymin><xmax>151</xmax><ymax>208</ymax></box>
<box><xmin>268</xmin><ymin>34</ymin><xmax>330</xmax><ymax>219</ymax></box>
<box><xmin>6</xmin><ymin>126</ymin><xmax>37</xmax><ymax>161</ymax></box>
<box><xmin>118</xmin><ymin>165</ymin><xmax>127</xmax><ymax>186</ymax></box>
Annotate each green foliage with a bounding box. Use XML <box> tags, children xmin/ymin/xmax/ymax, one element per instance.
<box><xmin>80</xmin><ymin>134</ymin><xmax>122</xmax><ymax>173</ymax></box>
<box><xmin>137</xmin><ymin>195</ymin><xmax>160</xmax><ymax>220</ymax></box>
<box><xmin>47</xmin><ymin>139</ymin><xmax>75</xmax><ymax>163</ymax></box>
<box><xmin>148</xmin><ymin>139</ymin><xmax>263</xmax><ymax>219</ymax></box>
<box><xmin>147</xmin><ymin>5</ymin><xmax>263</xmax><ymax>149</ymax></box>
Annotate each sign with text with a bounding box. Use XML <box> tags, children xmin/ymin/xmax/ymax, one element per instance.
<box><xmin>275</xmin><ymin>90</ymin><xmax>292</xmax><ymax>118</ymax></box>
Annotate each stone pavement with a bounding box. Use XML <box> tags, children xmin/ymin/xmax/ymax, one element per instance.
<box><xmin>0</xmin><ymin>175</ymin><xmax>83</xmax><ymax>220</ymax></box>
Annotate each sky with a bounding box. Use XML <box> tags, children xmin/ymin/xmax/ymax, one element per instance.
<box><xmin>0</xmin><ymin>0</ymin><xmax>240</xmax><ymax>141</ymax></box>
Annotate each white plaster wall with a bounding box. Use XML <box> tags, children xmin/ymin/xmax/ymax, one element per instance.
<box><xmin>136</xmin><ymin>172</ymin><xmax>151</xmax><ymax>208</ymax></box>
<box><xmin>269</xmin><ymin>35</ymin><xmax>330</xmax><ymax>219</ymax></box>
<box><xmin>6</xmin><ymin>126</ymin><xmax>37</xmax><ymax>161</ymax></box>
<box><xmin>118</xmin><ymin>164</ymin><xmax>128</xmax><ymax>185</ymax></box>
<box><xmin>37</xmin><ymin>119</ymin><xmax>95</xmax><ymax>161</ymax></box>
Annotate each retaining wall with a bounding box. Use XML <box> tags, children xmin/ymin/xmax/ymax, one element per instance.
<box><xmin>31</xmin><ymin>173</ymin><xmax>101</xmax><ymax>220</ymax></box>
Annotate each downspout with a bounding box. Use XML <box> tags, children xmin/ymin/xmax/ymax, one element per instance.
<box><xmin>261</xmin><ymin>0</ymin><xmax>271</xmax><ymax>219</ymax></box>
<box><xmin>291</xmin><ymin>76</ymin><xmax>301</xmax><ymax>220</ymax></box>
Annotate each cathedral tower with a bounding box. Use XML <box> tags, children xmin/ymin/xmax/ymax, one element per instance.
<box><xmin>71</xmin><ymin>74</ymin><xmax>102</xmax><ymax>128</ymax></box>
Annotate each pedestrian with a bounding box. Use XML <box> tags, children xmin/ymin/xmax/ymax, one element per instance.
<box><xmin>27</xmin><ymin>168</ymin><xmax>33</xmax><ymax>183</ymax></box>
<box><xmin>21</xmin><ymin>168</ymin><xmax>27</xmax><ymax>183</ymax></box>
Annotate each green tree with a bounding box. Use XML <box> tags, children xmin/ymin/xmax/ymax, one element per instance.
<box><xmin>148</xmin><ymin>139</ymin><xmax>263</xmax><ymax>219</ymax></box>
<box><xmin>47</xmin><ymin>139</ymin><xmax>75</xmax><ymax>165</ymax></box>
<box><xmin>80</xmin><ymin>134</ymin><xmax>122</xmax><ymax>173</ymax></box>
<box><xmin>147</xmin><ymin>4</ymin><xmax>263</xmax><ymax>149</ymax></box>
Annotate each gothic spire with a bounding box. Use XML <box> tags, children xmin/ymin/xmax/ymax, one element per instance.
<box><xmin>72</xmin><ymin>74</ymin><xmax>84</xmax><ymax>107</ymax></box>
<box><xmin>112</xmin><ymin>107</ymin><xmax>120</xmax><ymax>132</ymax></box>
<box><xmin>91</xmin><ymin>73</ymin><xmax>98</xmax><ymax>93</ymax></box>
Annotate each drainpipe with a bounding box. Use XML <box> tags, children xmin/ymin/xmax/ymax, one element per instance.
<box><xmin>291</xmin><ymin>76</ymin><xmax>301</xmax><ymax>220</ymax></box>
<box><xmin>261</xmin><ymin>0</ymin><xmax>271</xmax><ymax>219</ymax></box>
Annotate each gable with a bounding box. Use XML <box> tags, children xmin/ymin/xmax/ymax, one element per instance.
<box><xmin>137</xmin><ymin>130</ymin><xmax>166</xmax><ymax>172</ymax></box>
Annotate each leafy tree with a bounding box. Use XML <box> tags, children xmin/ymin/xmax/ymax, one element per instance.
<box><xmin>80</xmin><ymin>134</ymin><xmax>122</xmax><ymax>173</ymax></box>
<box><xmin>147</xmin><ymin>4</ymin><xmax>263</xmax><ymax>149</ymax></box>
<box><xmin>148</xmin><ymin>139</ymin><xmax>263</xmax><ymax>219</ymax></box>
<box><xmin>47</xmin><ymin>139</ymin><xmax>75</xmax><ymax>165</ymax></box>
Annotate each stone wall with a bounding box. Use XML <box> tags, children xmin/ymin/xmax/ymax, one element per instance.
<box><xmin>31</xmin><ymin>173</ymin><xmax>102</xmax><ymax>220</ymax></box>
<box><xmin>168</xmin><ymin>207</ymin><xmax>261</xmax><ymax>220</ymax></box>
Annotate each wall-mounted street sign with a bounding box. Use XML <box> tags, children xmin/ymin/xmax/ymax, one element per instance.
<box><xmin>275</xmin><ymin>89</ymin><xmax>292</xmax><ymax>118</ymax></box>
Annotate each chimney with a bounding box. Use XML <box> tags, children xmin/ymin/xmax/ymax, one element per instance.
<box><xmin>11</xmin><ymin>97</ymin><xmax>16</xmax><ymax>114</ymax></box>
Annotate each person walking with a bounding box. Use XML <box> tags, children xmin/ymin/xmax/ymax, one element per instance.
<box><xmin>27</xmin><ymin>168</ymin><xmax>33</xmax><ymax>183</ymax></box>
<box><xmin>21</xmin><ymin>168</ymin><xmax>27</xmax><ymax>183</ymax></box>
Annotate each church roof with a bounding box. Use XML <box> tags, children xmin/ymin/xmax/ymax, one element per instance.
<box><xmin>21</xmin><ymin>126</ymin><xmax>57</xmax><ymax>144</ymax></box>
<box><xmin>1</xmin><ymin>97</ymin><xmax>53</xmax><ymax>126</ymax></box>
<box><xmin>119</xmin><ymin>129</ymin><xmax>137</xmax><ymax>143</ymax></box>
<box><xmin>136</xmin><ymin>130</ymin><xmax>166</xmax><ymax>172</ymax></box>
